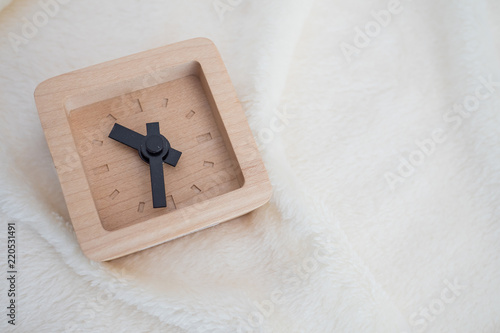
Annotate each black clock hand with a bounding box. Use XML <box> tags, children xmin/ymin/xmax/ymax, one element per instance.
<box><xmin>164</xmin><ymin>148</ymin><xmax>182</xmax><ymax>166</ymax></box>
<box><xmin>145</xmin><ymin>122</ymin><xmax>167</xmax><ymax>208</ymax></box>
<box><xmin>108</xmin><ymin>123</ymin><xmax>145</xmax><ymax>150</ymax></box>
<box><xmin>149</xmin><ymin>155</ymin><xmax>166</xmax><ymax>208</ymax></box>
<box><xmin>108</xmin><ymin>122</ymin><xmax>182</xmax><ymax>209</ymax></box>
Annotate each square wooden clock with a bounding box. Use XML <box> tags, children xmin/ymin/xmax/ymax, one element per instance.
<box><xmin>34</xmin><ymin>38</ymin><xmax>272</xmax><ymax>261</ymax></box>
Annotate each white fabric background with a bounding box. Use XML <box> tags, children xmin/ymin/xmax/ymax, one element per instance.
<box><xmin>1</xmin><ymin>0</ymin><xmax>500</xmax><ymax>332</ymax></box>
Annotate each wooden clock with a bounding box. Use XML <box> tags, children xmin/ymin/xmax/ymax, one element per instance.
<box><xmin>34</xmin><ymin>38</ymin><xmax>272</xmax><ymax>261</ymax></box>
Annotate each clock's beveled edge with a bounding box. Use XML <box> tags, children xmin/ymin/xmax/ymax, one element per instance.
<box><xmin>34</xmin><ymin>38</ymin><xmax>272</xmax><ymax>261</ymax></box>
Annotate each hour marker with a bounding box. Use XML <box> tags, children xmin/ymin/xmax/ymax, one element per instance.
<box><xmin>196</xmin><ymin>132</ymin><xmax>212</xmax><ymax>143</ymax></box>
<box><xmin>186</xmin><ymin>110</ymin><xmax>195</xmax><ymax>119</ymax></box>
<box><xmin>137</xmin><ymin>99</ymin><xmax>143</xmax><ymax>112</ymax></box>
<box><xmin>191</xmin><ymin>185</ymin><xmax>201</xmax><ymax>193</ymax></box>
<box><xmin>107</xmin><ymin>114</ymin><xmax>117</xmax><ymax>121</ymax></box>
<box><xmin>166</xmin><ymin>195</ymin><xmax>176</xmax><ymax>209</ymax></box>
<box><xmin>164</xmin><ymin>98</ymin><xmax>169</xmax><ymax>108</ymax></box>
<box><xmin>109</xmin><ymin>189</ymin><xmax>120</xmax><ymax>199</ymax></box>
<box><xmin>92</xmin><ymin>139</ymin><xmax>103</xmax><ymax>146</ymax></box>
<box><xmin>137</xmin><ymin>202</ymin><xmax>145</xmax><ymax>213</ymax></box>
<box><xmin>93</xmin><ymin>164</ymin><xmax>109</xmax><ymax>175</ymax></box>
<box><xmin>203</xmin><ymin>161</ymin><xmax>214</xmax><ymax>168</ymax></box>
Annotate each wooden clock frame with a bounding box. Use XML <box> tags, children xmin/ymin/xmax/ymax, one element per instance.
<box><xmin>34</xmin><ymin>38</ymin><xmax>272</xmax><ymax>261</ymax></box>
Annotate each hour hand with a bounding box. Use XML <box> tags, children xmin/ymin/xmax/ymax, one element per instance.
<box><xmin>109</xmin><ymin>123</ymin><xmax>145</xmax><ymax>150</ymax></box>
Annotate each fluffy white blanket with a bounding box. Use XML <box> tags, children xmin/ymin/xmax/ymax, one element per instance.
<box><xmin>1</xmin><ymin>0</ymin><xmax>499</xmax><ymax>332</ymax></box>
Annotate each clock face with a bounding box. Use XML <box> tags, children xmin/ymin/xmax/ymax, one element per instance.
<box><xmin>69</xmin><ymin>75</ymin><xmax>243</xmax><ymax>231</ymax></box>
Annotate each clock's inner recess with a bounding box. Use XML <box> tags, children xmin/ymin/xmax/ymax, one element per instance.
<box><xmin>68</xmin><ymin>74</ymin><xmax>243</xmax><ymax>231</ymax></box>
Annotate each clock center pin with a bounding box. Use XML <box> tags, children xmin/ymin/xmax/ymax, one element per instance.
<box><xmin>146</xmin><ymin>135</ymin><xmax>164</xmax><ymax>155</ymax></box>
